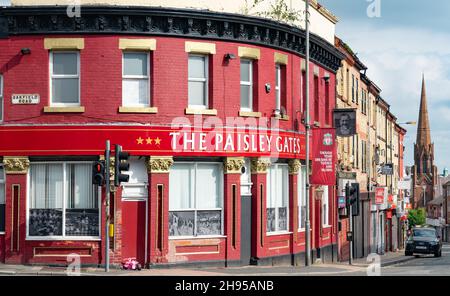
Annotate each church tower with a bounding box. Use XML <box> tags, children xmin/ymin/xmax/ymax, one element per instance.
<box><xmin>413</xmin><ymin>75</ymin><xmax>437</xmax><ymax>209</ymax></box>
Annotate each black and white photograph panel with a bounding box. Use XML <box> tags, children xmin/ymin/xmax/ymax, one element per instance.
<box><xmin>169</xmin><ymin>211</ymin><xmax>195</xmax><ymax>237</ymax></box>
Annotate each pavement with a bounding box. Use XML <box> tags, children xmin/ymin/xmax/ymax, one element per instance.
<box><xmin>347</xmin><ymin>249</ymin><xmax>416</xmax><ymax>267</ymax></box>
<box><xmin>0</xmin><ymin>248</ymin><xmax>415</xmax><ymax>276</ymax></box>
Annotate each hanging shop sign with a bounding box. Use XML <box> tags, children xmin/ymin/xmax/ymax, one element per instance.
<box><xmin>310</xmin><ymin>128</ymin><xmax>336</xmax><ymax>185</ymax></box>
<box><xmin>11</xmin><ymin>94</ymin><xmax>40</xmax><ymax>104</ymax></box>
<box><xmin>375</xmin><ymin>187</ymin><xmax>386</xmax><ymax>205</ymax></box>
<box><xmin>380</xmin><ymin>163</ymin><xmax>393</xmax><ymax>175</ymax></box>
<box><xmin>333</xmin><ymin>108</ymin><xmax>356</xmax><ymax>137</ymax></box>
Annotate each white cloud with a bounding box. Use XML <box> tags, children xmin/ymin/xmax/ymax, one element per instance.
<box><xmin>335</xmin><ymin>21</ymin><xmax>450</xmax><ymax>170</ymax></box>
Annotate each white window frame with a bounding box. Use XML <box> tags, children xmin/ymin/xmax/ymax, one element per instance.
<box><xmin>351</xmin><ymin>74</ymin><xmax>355</xmax><ymax>102</ymax></box>
<box><xmin>122</xmin><ymin>52</ymin><xmax>150</xmax><ymax>107</ymax></box>
<box><xmin>49</xmin><ymin>51</ymin><xmax>81</xmax><ymax>106</ymax></box>
<box><xmin>240</xmin><ymin>59</ymin><xmax>253</xmax><ymax>112</ymax></box>
<box><xmin>266</xmin><ymin>163</ymin><xmax>290</xmax><ymax>235</ymax></box>
<box><xmin>169</xmin><ymin>162</ymin><xmax>224</xmax><ymax>239</ymax></box>
<box><xmin>0</xmin><ymin>164</ymin><xmax>5</xmax><ymax>234</ymax></box>
<box><xmin>356</xmin><ymin>78</ymin><xmax>359</xmax><ymax>104</ymax></box>
<box><xmin>322</xmin><ymin>185</ymin><xmax>330</xmax><ymax>227</ymax></box>
<box><xmin>298</xmin><ymin>165</ymin><xmax>306</xmax><ymax>231</ymax></box>
<box><xmin>188</xmin><ymin>54</ymin><xmax>209</xmax><ymax>109</ymax></box>
<box><xmin>275</xmin><ymin>64</ymin><xmax>281</xmax><ymax>113</ymax></box>
<box><xmin>0</xmin><ymin>74</ymin><xmax>3</xmax><ymax>122</ymax></box>
<box><xmin>26</xmin><ymin>161</ymin><xmax>101</xmax><ymax>241</ymax></box>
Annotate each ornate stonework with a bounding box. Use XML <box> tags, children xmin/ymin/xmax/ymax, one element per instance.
<box><xmin>223</xmin><ymin>157</ymin><xmax>245</xmax><ymax>174</ymax></box>
<box><xmin>0</xmin><ymin>6</ymin><xmax>343</xmax><ymax>73</ymax></box>
<box><xmin>3</xmin><ymin>157</ymin><xmax>30</xmax><ymax>174</ymax></box>
<box><xmin>99</xmin><ymin>156</ymin><xmax>115</xmax><ymax>181</ymax></box>
<box><xmin>288</xmin><ymin>159</ymin><xmax>301</xmax><ymax>175</ymax></box>
<box><xmin>251</xmin><ymin>158</ymin><xmax>271</xmax><ymax>174</ymax></box>
<box><xmin>146</xmin><ymin>156</ymin><xmax>174</xmax><ymax>174</ymax></box>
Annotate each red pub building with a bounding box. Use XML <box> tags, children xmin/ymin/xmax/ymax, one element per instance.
<box><xmin>0</xmin><ymin>5</ymin><xmax>343</xmax><ymax>267</ymax></box>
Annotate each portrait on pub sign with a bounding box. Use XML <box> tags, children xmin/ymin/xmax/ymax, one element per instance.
<box><xmin>333</xmin><ymin>109</ymin><xmax>356</xmax><ymax>137</ymax></box>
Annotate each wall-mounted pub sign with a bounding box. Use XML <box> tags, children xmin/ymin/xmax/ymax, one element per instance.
<box><xmin>12</xmin><ymin>94</ymin><xmax>40</xmax><ymax>104</ymax></box>
<box><xmin>333</xmin><ymin>108</ymin><xmax>356</xmax><ymax>137</ymax></box>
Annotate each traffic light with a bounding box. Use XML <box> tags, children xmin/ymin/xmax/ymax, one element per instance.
<box><xmin>345</xmin><ymin>182</ymin><xmax>360</xmax><ymax>216</ymax></box>
<box><xmin>114</xmin><ymin>144</ymin><xmax>130</xmax><ymax>186</ymax></box>
<box><xmin>92</xmin><ymin>160</ymin><xmax>106</xmax><ymax>185</ymax></box>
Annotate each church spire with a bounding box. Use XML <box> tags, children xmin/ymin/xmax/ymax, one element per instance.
<box><xmin>416</xmin><ymin>74</ymin><xmax>431</xmax><ymax>146</ymax></box>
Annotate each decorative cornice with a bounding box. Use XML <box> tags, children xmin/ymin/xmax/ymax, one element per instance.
<box><xmin>0</xmin><ymin>6</ymin><xmax>344</xmax><ymax>72</ymax></box>
<box><xmin>288</xmin><ymin>159</ymin><xmax>301</xmax><ymax>175</ymax></box>
<box><xmin>146</xmin><ymin>156</ymin><xmax>174</xmax><ymax>174</ymax></box>
<box><xmin>223</xmin><ymin>157</ymin><xmax>245</xmax><ymax>174</ymax></box>
<box><xmin>251</xmin><ymin>158</ymin><xmax>271</xmax><ymax>174</ymax></box>
<box><xmin>3</xmin><ymin>156</ymin><xmax>30</xmax><ymax>174</ymax></box>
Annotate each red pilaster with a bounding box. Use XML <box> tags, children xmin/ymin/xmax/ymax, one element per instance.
<box><xmin>147</xmin><ymin>157</ymin><xmax>172</xmax><ymax>265</ymax></box>
<box><xmin>288</xmin><ymin>165</ymin><xmax>298</xmax><ymax>255</ymax></box>
<box><xmin>3</xmin><ymin>158</ymin><xmax>29</xmax><ymax>264</ymax></box>
<box><xmin>250</xmin><ymin>158</ymin><xmax>269</xmax><ymax>259</ymax></box>
<box><xmin>223</xmin><ymin>159</ymin><xmax>242</xmax><ymax>263</ymax></box>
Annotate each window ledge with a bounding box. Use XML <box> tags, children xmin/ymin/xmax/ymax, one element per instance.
<box><xmin>119</xmin><ymin>106</ymin><xmax>158</xmax><ymax>114</ymax></box>
<box><xmin>313</xmin><ymin>121</ymin><xmax>321</xmax><ymax>127</ymax></box>
<box><xmin>44</xmin><ymin>106</ymin><xmax>85</xmax><ymax>113</ymax></box>
<box><xmin>169</xmin><ymin>235</ymin><xmax>226</xmax><ymax>240</ymax></box>
<box><xmin>266</xmin><ymin>231</ymin><xmax>293</xmax><ymax>237</ymax></box>
<box><xmin>0</xmin><ymin>232</ymin><xmax>5</xmax><ymax>235</ymax></box>
<box><xmin>239</xmin><ymin>110</ymin><xmax>261</xmax><ymax>118</ymax></box>
<box><xmin>26</xmin><ymin>237</ymin><xmax>101</xmax><ymax>241</ymax></box>
<box><xmin>185</xmin><ymin>108</ymin><xmax>217</xmax><ymax>116</ymax></box>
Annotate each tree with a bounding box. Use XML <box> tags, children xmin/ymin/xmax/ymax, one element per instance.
<box><xmin>407</xmin><ymin>208</ymin><xmax>426</xmax><ymax>228</ymax></box>
<box><xmin>240</xmin><ymin>0</ymin><xmax>303</xmax><ymax>25</ymax></box>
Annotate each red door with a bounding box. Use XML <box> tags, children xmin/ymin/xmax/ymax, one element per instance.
<box><xmin>121</xmin><ymin>199</ymin><xmax>147</xmax><ymax>265</ymax></box>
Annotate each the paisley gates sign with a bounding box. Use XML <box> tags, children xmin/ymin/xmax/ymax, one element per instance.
<box><xmin>0</xmin><ymin>125</ymin><xmax>306</xmax><ymax>158</ymax></box>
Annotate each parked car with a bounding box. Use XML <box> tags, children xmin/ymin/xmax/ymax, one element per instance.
<box><xmin>405</xmin><ymin>226</ymin><xmax>442</xmax><ymax>257</ymax></box>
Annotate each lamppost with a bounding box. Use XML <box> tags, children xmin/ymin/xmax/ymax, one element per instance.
<box><xmin>304</xmin><ymin>0</ymin><xmax>312</xmax><ymax>267</ymax></box>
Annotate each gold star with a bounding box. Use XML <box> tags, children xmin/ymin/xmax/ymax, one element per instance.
<box><xmin>136</xmin><ymin>137</ymin><xmax>144</xmax><ymax>145</ymax></box>
<box><xmin>146</xmin><ymin>137</ymin><xmax>153</xmax><ymax>145</ymax></box>
<box><xmin>155</xmin><ymin>137</ymin><xmax>162</xmax><ymax>145</ymax></box>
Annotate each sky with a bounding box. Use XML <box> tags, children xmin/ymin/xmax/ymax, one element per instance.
<box><xmin>319</xmin><ymin>0</ymin><xmax>450</xmax><ymax>172</ymax></box>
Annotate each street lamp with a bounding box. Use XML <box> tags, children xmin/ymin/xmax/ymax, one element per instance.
<box><xmin>304</xmin><ymin>0</ymin><xmax>312</xmax><ymax>267</ymax></box>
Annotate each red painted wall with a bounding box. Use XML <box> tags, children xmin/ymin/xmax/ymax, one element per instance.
<box><xmin>0</xmin><ymin>35</ymin><xmax>335</xmax><ymax>130</ymax></box>
<box><xmin>0</xmin><ymin>34</ymin><xmax>337</xmax><ymax>265</ymax></box>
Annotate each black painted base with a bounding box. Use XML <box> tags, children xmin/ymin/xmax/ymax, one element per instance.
<box><xmin>250</xmin><ymin>244</ymin><xmax>338</xmax><ymax>267</ymax></box>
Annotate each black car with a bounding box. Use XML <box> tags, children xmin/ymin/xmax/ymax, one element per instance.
<box><xmin>405</xmin><ymin>227</ymin><xmax>442</xmax><ymax>257</ymax></box>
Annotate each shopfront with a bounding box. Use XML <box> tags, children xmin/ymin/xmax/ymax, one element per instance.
<box><xmin>0</xmin><ymin>125</ymin><xmax>336</xmax><ymax>267</ymax></box>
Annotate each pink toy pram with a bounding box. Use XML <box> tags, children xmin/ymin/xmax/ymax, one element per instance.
<box><xmin>121</xmin><ymin>258</ymin><xmax>142</xmax><ymax>270</ymax></box>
